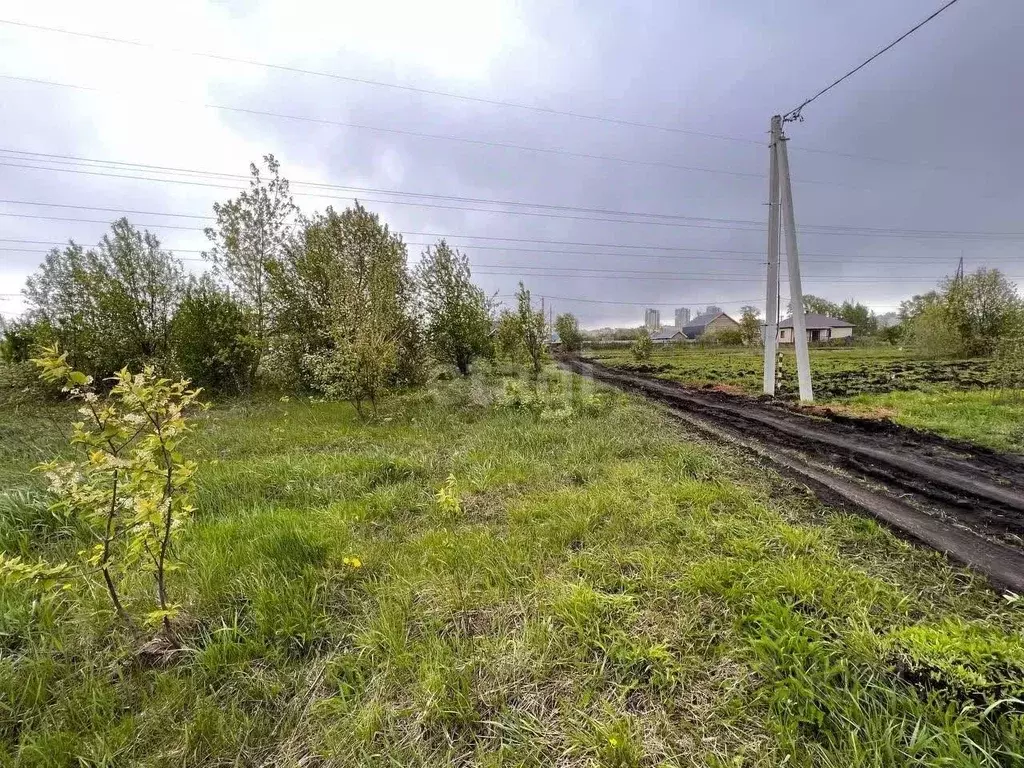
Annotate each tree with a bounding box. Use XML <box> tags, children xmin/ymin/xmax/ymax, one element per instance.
<box><xmin>24</xmin><ymin>219</ymin><xmax>185</xmax><ymax>378</ymax></box>
<box><xmin>632</xmin><ymin>332</ymin><xmax>653</xmax><ymax>361</ymax></box>
<box><xmin>494</xmin><ymin>310</ymin><xmax>524</xmax><ymax>362</ymax></box>
<box><xmin>0</xmin><ymin>317</ymin><xmax>52</xmax><ymax>363</ymax></box>
<box><xmin>908</xmin><ymin>303</ymin><xmax>964</xmax><ymax>359</ymax></box>
<box><xmin>739</xmin><ymin>305</ymin><xmax>762</xmax><ymax>346</ymax></box>
<box><xmin>879</xmin><ymin>323</ymin><xmax>906</xmax><ymax>345</ymax></box>
<box><xmin>554</xmin><ymin>313</ymin><xmax>583</xmax><ymax>353</ymax></box>
<box><xmin>514</xmin><ymin>283</ymin><xmax>546</xmax><ymax>377</ymax></box>
<box><xmin>899</xmin><ymin>291</ymin><xmax>943</xmax><ymax>323</ymax></box>
<box><xmin>838</xmin><ymin>300</ymin><xmax>878</xmax><ymax>336</ymax></box>
<box><xmin>789</xmin><ymin>295</ymin><xmax>840</xmax><ymax>318</ymax></box>
<box><xmin>415</xmin><ymin>240</ymin><xmax>493</xmax><ymax>375</ymax></box>
<box><xmin>300</xmin><ymin>204</ymin><xmax>421</xmax><ymax>415</ymax></box>
<box><xmin>712</xmin><ymin>328</ymin><xmax>744</xmax><ymax>346</ymax></box>
<box><xmin>942</xmin><ymin>268</ymin><xmax>1022</xmax><ymax>356</ymax></box>
<box><xmin>204</xmin><ymin>155</ymin><xmax>298</xmax><ymax>380</ymax></box>
<box><xmin>171</xmin><ymin>277</ymin><xmax>258</xmax><ymax>394</ymax></box>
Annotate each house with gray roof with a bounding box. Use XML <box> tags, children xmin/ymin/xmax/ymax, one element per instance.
<box><xmin>650</xmin><ymin>327</ymin><xmax>686</xmax><ymax>343</ymax></box>
<box><xmin>778</xmin><ymin>313</ymin><xmax>854</xmax><ymax>343</ymax></box>
<box><xmin>680</xmin><ymin>311</ymin><xmax>740</xmax><ymax>340</ymax></box>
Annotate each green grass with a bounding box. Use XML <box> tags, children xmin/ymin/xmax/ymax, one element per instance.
<box><xmin>586</xmin><ymin>345</ymin><xmax>1018</xmax><ymax>453</ymax></box>
<box><xmin>840</xmin><ymin>389</ymin><xmax>1024</xmax><ymax>454</ymax></box>
<box><xmin>2</xmin><ymin>370</ymin><xmax>1023</xmax><ymax>766</ymax></box>
<box><xmin>587</xmin><ymin>344</ymin><xmax>995</xmax><ymax>401</ymax></box>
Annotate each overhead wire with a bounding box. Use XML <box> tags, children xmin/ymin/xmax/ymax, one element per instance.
<box><xmin>0</xmin><ymin>243</ymin><xmax>992</xmax><ymax>284</ymax></box>
<box><xmin>4</xmin><ymin>182</ymin><xmax>1024</xmax><ymax>241</ymax></box>
<box><xmin>0</xmin><ymin>17</ymin><xmax>974</xmax><ymax>172</ymax></box>
<box><xmin>0</xmin><ymin>74</ymin><xmax>775</xmax><ymax>183</ymax></box>
<box><xmin>783</xmin><ymin>0</ymin><xmax>964</xmax><ymax>121</ymax></box>
<box><xmin>3</xmin><ymin>239</ymin><xmax>1014</xmax><ymax>265</ymax></box>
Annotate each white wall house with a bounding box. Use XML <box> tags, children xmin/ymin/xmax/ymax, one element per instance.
<box><xmin>778</xmin><ymin>313</ymin><xmax>854</xmax><ymax>343</ymax></box>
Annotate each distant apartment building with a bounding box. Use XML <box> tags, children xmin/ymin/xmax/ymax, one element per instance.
<box><xmin>674</xmin><ymin>307</ymin><xmax>691</xmax><ymax>327</ymax></box>
<box><xmin>644</xmin><ymin>308</ymin><xmax>661</xmax><ymax>330</ymax></box>
<box><xmin>705</xmin><ymin>305</ymin><xmax>723</xmax><ymax>316</ymax></box>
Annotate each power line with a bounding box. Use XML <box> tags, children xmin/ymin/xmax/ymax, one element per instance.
<box><xmin>5</xmin><ymin>239</ymin><xmax>1014</xmax><ymax>266</ymax></box>
<box><xmin>6</xmin><ymin>189</ymin><xmax>1024</xmax><ymax>242</ymax></box>
<box><xmin>0</xmin><ymin>172</ymin><xmax>771</xmax><ymax>230</ymax></box>
<box><xmin>0</xmin><ymin>193</ymin><xmax>767</xmax><ymax>234</ymax></box>
<box><xmin>522</xmin><ymin>295</ymin><xmax>768</xmax><ymax>307</ymax></box>
<box><xmin>0</xmin><ymin>148</ymin><xmax>761</xmax><ymax>219</ymax></box>
<box><xmin>0</xmin><ymin>18</ymin><xmax>764</xmax><ymax>147</ymax></box>
<box><xmin>784</xmin><ymin>0</ymin><xmax>964</xmax><ymax>121</ymax></box>
<box><xmin>0</xmin><ymin>17</ymin><xmax>971</xmax><ymax>173</ymax></box>
<box><xmin>0</xmin><ymin>243</ymin><xmax>988</xmax><ymax>284</ymax></box>
<box><xmin>472</xmin><ymin>265</ymin><xmax>1012</xmax><ymax>284</ymax></box>
<box><xmin>0</xmin><ymin>75</ymin><xmax>774</xmax><ymax>182</ymax></box>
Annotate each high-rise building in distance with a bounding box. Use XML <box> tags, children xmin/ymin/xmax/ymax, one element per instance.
<box><xmin>705</xmin><ymin>305</ymin><xmax>723</xmax><ymax>316</ymax></box>
<box><xmin>674</xmin><ymin>307</ymin><xmax>691</xmax><ymax>327</ymax></box>
<box><xmin>644</xmin><ymin>308</ymin><xmax>661</xmax><ymax>330</ymax></box>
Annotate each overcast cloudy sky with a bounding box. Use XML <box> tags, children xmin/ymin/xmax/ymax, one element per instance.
<box><xmin>1</xmin><ymin>0</ymin><xmax>1022</xmax><ymax>327</ymax></box>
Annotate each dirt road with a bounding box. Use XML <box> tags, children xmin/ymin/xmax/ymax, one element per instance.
<box><xmin>562</xmin><ymin>357</ymin><xmax>1024</xmax><ymax>593</ymax></box>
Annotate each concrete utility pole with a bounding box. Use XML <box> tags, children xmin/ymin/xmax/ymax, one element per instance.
<box><xmin>774</xmin><ymin>116</ymin><xmax>814</xmax><ymax>401</ymax></box>
<box><xmin>763</xmin><ymin>116</ymin><xmax>782</xmax><ymax>396</ymax></box>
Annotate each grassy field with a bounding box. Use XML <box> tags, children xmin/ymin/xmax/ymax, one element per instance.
<box><xmin>2</xmin><ymin>370</ymin><xmax>1023</xmax><ymax>766</ymax></box>
<box><xmin>839</xmin><ymin>389</ymin><xmax>1024</xmax><ymax>454</ymax></box>
<box><xmin>584</xmin><ymin>345</ymin><xmax>1021</xmax><ymax>452</ymax></box>
<box><xmin>585</xmin><ymin>345</ymin><xmax>995</xmax><ymax>400</ymax></box>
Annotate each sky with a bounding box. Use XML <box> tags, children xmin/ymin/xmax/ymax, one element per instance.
<box><xmin>1</xmin><ymin>0</ymin><xmax>1022</xmax><ymax>328</ymax></box>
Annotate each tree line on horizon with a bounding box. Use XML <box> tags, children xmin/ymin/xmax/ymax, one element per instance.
<box><xmin>2</xmin><ymin>154</ymin><xmax>1022</xmax><ymax>402</ymax></box>
<box><xmin>0</xmin><ymin>155</ymin><xmax>588</xmax><ymax>412</ymax></box>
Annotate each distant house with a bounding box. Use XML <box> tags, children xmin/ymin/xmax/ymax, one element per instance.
<box><xmin>680</xmin><ymin>311</ymin><xmax>741</xmax><ymax>340</ymax></box>
<box><xmin>778</xmin><ymin>313</ymin><xmax>854</xmax><ymax>343</ymax></box>
<box><xmin>650</xmin><ymin>327</ymin><xmax>685</xmax><ymax>343</ymax></box>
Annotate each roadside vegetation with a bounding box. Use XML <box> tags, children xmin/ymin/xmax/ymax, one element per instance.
<box><xmin>2</xmin><ymin>154</ymin><xmax>1024</xmax><ymax>764</ymax></box>
<box><xmin>841</xmin><ymin>389</ymin><xmax>1024</xmax><ymax>454</ymax></box>
<box><xmin>587</xmin><ymin>270</ymin><xmax>1024</xmax><ymax>452</ymax></box>
<box><xmin>3</xmin><ymin>370</ymin><xmax>1024</xmax><ymax>765</ymax></box>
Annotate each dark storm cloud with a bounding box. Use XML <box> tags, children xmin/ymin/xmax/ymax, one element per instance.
<box><xmin>3</xmin><ymin>1</ymin><xmax>1022</xmax><ymax>326</ymax></box>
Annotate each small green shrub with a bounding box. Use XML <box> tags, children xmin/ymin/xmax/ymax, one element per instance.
<box><xmin>171</xmin><ymin>282</ymin><xmax>257</xmax><ymax>395</ymax></box>
<box><xmin>631</xmin><ymin>334</ymin><xmax>653</xmax><ymax>361</ymax></box>
<box><xmin>25</xmin><ymin>346</ymin><xmax>203</xmax><ymax>631</ymax></box>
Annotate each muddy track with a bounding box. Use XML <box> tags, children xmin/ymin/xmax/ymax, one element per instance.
<box><xmin>562</xmin><ymin>357</ymin><xmax>1024</xmax><ymax>593</ymax></box>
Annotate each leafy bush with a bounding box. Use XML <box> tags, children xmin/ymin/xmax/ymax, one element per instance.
<box><xmin>711</xmin><ymin>328</ymin><xmax>744</xmax><ymax>346</ymax></box>
<box><xmin>416</xmin><ymin>240</ymin><xmax>494</xmax><ymax>375</ymax></box>
<box><xmin>305</xmin><ymin>327</ymin><xmax>398</xmax><ymax>418</ymax></box>
<box><xmin>555</xmin><ymin>313</ymin><xmax>583</xmax><ymax>353</ymax></box>
<box><xmin>908</xmin><ymin>303</ymin><xmax>965</xmax><ymax>359</ymax></box>
<box><xmin>28</xmin><ymin>346</ymin><xmax>202</xmax><ymax>631</ymax></box>
<box><xmin>0</xmin><ymin>361</ymin><xmax>55</xmax><ymax>407</ymax></box>
<box><xmin>631</xmin><ymin>334</ymin><xmax>653</xmax><ymax>361</ymax></box>
<box><xmin>23</xmin><ymin>218</ymin><xmax>185</xmax><ymax>380</ymax></box>
<box><xmin>0</xmin><ymin>317</ymin><xmax>52</xmax><ymax>363</ymax></box>
<box><xmin>171</xmin><ymin>280</ymin><xmax>258</xmax><ymax>395</ymax></box>
<box><xmin>496</xmin><ymin>377</ymin><xmax>607</xmax><ymax>421</ymax></box>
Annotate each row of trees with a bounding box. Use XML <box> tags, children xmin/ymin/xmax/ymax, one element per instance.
<box><xmin>794</xmin><ymin>296</ymin><xmax>879</xmax><ymax>337</ymax></box>
<box><xmin>2</xmin><ymin>156</ymin><xmax>568</xmax><ymax>410</ymax></box>
<box><xmin>897</xmin><ymin>268</ymin><xmax>1023</xmax><ymax>358</ymax></box>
